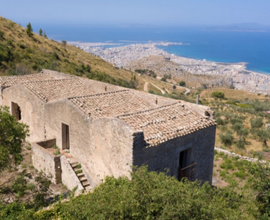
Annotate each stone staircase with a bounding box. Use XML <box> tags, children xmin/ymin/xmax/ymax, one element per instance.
<box><xmin>69</xmin><ymin>161</ymin><xmax>91</xmax><ymax>190</ymax></box>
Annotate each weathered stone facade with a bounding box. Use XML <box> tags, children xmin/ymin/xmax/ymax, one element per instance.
<box><xmin>31</xmin><ymin>139</ymin><xmax>61</xmax><ymax>184</ymax></box>
<box><xmin>0</xmin><ymin>70</ymin><xmax>216</xmax><ymax>189</ymax></box>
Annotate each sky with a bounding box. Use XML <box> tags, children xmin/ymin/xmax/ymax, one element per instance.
<box><xmin>0</xmin><ymin>0</ymin><xmax>270</xmax><ymax>27</ymax></box>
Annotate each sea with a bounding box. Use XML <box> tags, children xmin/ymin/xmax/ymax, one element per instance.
<box><xmin>36</xmin><ymin>25</ymin><xmax>270</xmax><ymax>75</ymax></box>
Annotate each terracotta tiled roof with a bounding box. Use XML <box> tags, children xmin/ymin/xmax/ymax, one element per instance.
<box><xmin>69</xmin><ymin>90</ymin><xmax>152</xmax><ymax>118</ymax></box>
<box><xmin>0</xmin><ymin>73</ymin><xmax>55</xmax><ymax>88</ymax></box>
<box><xmin>118</xmin><ymin>102</ymin><xmax>216</xmax><ymax>146</ymax></box>
<box><xmin>24</xmin><ymin>79</ymin><xmax>95</xmax><ymax>102</ymax></box>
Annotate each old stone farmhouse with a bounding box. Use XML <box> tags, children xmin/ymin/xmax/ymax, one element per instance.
<box><xmin>0</xmin><ymin>69</ymin><xmax>216</xmax><ymax>190</ymax></box>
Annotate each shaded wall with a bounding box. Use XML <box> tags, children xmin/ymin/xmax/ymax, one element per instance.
<box><xmin>133</xmin><ymin>125</ymin><xmax>216</xmax><ymax>184</ymax></box>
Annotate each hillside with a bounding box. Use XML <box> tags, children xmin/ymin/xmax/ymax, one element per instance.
<box><xmin>0</xmin><ymin>16</ymin><xmax>145</xmax><ymax>88</ymax></box>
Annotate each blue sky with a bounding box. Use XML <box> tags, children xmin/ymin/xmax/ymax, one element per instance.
<box><xmin>0</xmin><ymin>0</ymin><xmax>269</xmax><ymax>27</ymax></box>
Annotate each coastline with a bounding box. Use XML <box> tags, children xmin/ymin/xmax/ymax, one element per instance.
<box><xmin>70</xmin><ymin>41</ymin><xmax>270</xmax><ymax>95</ymax></box>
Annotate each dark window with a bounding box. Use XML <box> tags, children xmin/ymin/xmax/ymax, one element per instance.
<box><xmin>11</xmin><ymin>102</ymin><xmax>21</xmax><ymax>120</ymax></box>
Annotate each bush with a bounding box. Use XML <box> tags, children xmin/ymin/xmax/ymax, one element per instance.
<box><xmin>36</xmin><ymin>166</ymin><xmax>259</xmax><ymax>219</ymax></box>
<box><xmin>250</xmin><ymin>117</ymin><xmax>263</xmax><ymax>129</ymax></box>
<box><xmin>219</xmin><ymin>131</ymin><xmax>234</xmax><ymax>146</ymax></box>
<box><xmin>216</xmin><ymin>117</ymin><xmax>224</xmax><ymax>125</ymax></box>
<box><xmin>179</xmin><ymin>80</ymin><xmax>186</xmax><ymax>86</ymax></box>
<box><xmin>0</xmin><ymin>30</ymin><xmax>4</xmax><ymax>39</ymax></box>
<box><xmin>211</xmin><ymin>91</ymin><xmax>225</xmax><ymax>99</ymax></box>
<box><xmin>231</xmin><ymin>122</ymin><xmax>243</xmax><ymax>132</ymax></box>
<box><xmin>0</xmin><ymin>107</ymin><xmax>29</xmax><ymax>172</ymax></box>
<box><xmin>54</xmin><ymin>149</ymin><xmax>60</xmax><ymax>155</ymax></box>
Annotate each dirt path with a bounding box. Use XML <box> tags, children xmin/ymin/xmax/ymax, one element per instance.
<box><xmin>150</xmin><ymin>82</ymin><xmax>165</xmax><ymax>94</ymax></box>
<box><xmin>177</xmin><ymin>85</ymin><xmax>190</xmax><ymax>95</ymax></box>
<box><xmin>144</xmin><ymin>81</ymin><xmax>149</xmax><ymax>92</ymax></box>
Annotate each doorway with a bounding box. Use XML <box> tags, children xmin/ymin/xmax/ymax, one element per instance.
<box><xmin>62</xmin><ymin>123</ymin><xmax>70</xmax><ymax>150</ymax></box>
<box><xmin>11</xmin><ymin>102</ymin><xmax>21</xmax><ymax>120</ymax></box>
<box><xmin>178</xmin><ymin>148</ymin><xmax>196</xmax><ymax>181</ymax></box>
<box><xmin>179</xmin><ymin>149</ymin><xmax>190</xmax><ymax>169</ymax></box>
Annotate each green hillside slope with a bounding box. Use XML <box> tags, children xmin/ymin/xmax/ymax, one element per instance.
<box><xmin>0</xmin><ymin>16</ymin><xmax>140</xmax><ymax>88</ymax></box>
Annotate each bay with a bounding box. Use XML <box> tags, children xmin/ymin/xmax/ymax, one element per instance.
<box><xmin>36</xmin><ymin>24</ymin><xmax>270</xmax><ymax>74</ymax></box>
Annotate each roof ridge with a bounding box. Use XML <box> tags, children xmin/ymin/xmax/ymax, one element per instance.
<box><xmin>117</xmin><ymin>101</ymin><xmax>181</xmax><ymax>118</ymax></box>
<box><xmin>68</xmin><ymin>89</ymin><xmax>130</xmax><ymax>100</ymax></box>
<box><xmin>0</xmin><ymin>72</ymin><xmax>49</xmax><ymax>78</ymax></box>
<box><xmin>23</xmin><ymin>78</ymin><xmax>77</xmax><ymax>85</ymax></box>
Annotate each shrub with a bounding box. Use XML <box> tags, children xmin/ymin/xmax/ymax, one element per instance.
<box><xmin>36</xmin><ymin>166</ymin><xmax>259</xmax><ymax>219</ymax></box>
<box><xmin>211</xmin><ymin>91</ymin><xmax>225</xmax><ymax>99</ymax></box>
<box><xmin>179</xmin><ymin>80</ymin><xmax>186</xmax><ymax>86</ymax></box>
<box><xmin>54</xmin><ymin>149</ymin><xmax>60</xmax><ymax>155</ymax></box>
<box><xmin>233</xmin><ymin>171</ymin><xmax>247</xmax><ymax>179</ymax></box>
<box><xmin>0</xmin><ymin>30</ymin><xmax>4</xmax><ymax>39</ymax></box>
<box><xmin>250</xmin><ymin>117</ymin><xmax>263</xmax><ymax>129</ymax></box>
<box><xmin>0</xmin><ymin>107</ymin><xmax>29</xmax><ymax>173</ymax></box>
<box><xmin>219</xmin><ymin>131</ymin><xmax>234</xmax><ymax>146</ymax></box>
<box><xmin>216</xmin><ymin>117</ymin><xmax>224</xmax><ymax>125</ymax></box>
<box><xmin>231</xmin><ymin>122</ymin><xmax>243</xmax><ymax>132</ymax></box>
<box><xmin>52</xmin><ymin>52</ymin><xmax>60</xmax><ymax>60</ymax></box>
<box><xmin>220</xmin><ymin>158</ymin><xmax>235</xmax><ymax>170</ymax></box>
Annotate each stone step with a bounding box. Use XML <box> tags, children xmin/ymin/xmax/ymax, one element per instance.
<box><xmin>77</xmin><ymin>173</ymin><xmax>84</xmax><ymax>177</ymax></box>
<box><xmin>71</xmin><ymin>162</ymin><xmax>79</xmax><ymax>168</ymax></box>
<box><xmin>82</xmin><ymin>181</ymin><xmax>90</xmax><ymax>187</ymax></box>
<box><xmin>74</xmin><ymin>167</ymin><xmax>82</xmax><ymax>172</ymax></box>
<box><xmin>70</xmin><ymin>161</ymin><xmax>78</xmax><ymax>166</ymax></box>
<box><xmin>79</xmin><ymin>177</ymin><xmax>87</xmax><ymax>182</ymax></box>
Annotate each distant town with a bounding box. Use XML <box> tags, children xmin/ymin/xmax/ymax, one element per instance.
<box><xmin>71</xmin><ymin>41</ymin><xmax>270</xmax><ymax>95</ymax></box>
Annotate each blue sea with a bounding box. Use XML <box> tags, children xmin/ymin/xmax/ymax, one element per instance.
<box><xmin>36</xmin><ymin>24</ymin><xmax>270</xmax><ymax>75</ymax></box>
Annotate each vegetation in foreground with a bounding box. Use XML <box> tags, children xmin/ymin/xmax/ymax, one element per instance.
<box><xmin>3</xmin><ymin>162</ymin><xmax>270</xmax><ymax>220</ymax></box>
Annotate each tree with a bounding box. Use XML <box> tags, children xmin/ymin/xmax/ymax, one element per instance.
<box><xmin>179</xmin><ymin>80</ymin><xmax>186</xmax><ymax>87</ymax></box>
<box><xmin>248</xmin><ymin>162</ymin><xmax>270</xmax><ymax>216</ymax></box>
<box><xmin>250</xmin><ymin>117</ymin><xmax>263</xmax><ymax>129</ymax></box>
<box><xmin>39</xmin><ymin>29</ymin><xmax>43</xmax><ymax>36</ymax></box>
<box><xmin>0</xmin><ymin>106</ymin><xmax>29</xmax><ymax>173</ymax></box>
<box><xmin>26</xmin><ymin>22</ymin><xmax>33</xmax><ymax>37</ymax></box>
<box><xmin>43</xmin><ymin>32</ymin><xmax>47</xmax><ymax>38</ymax></box>
<box><xmin>256</xmin><ymin>129</ymin><xmax>270</xmax><ymax>146</ymax></box>
<box><xmin>62</xmin><ymin>40</ymin><xmax>67</xmax><ymax>47</ymax></box>
<box><xmin>219</xmin><ymin>130</ymin><xmax>234</xmax><ymax>146</ymax></box>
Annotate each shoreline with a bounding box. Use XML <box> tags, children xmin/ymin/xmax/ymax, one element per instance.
<box><xmin>70</xmin><ymin>41</ymin><xmax>270</xmax><ymax>94</ymax></box>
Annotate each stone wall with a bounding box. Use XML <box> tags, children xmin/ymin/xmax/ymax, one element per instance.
<box><xmin>44</xmin><ymin>100</ymin><xmax>134</xmax><ymax>186</ymax></box>
<box><xmin>31</xmin><ymin>139</ymin><xmax>61</xmax><ymax>184</ymax></box>
<box><xmin>2</xmin><ymin>84</ymin><xmax>46</xmax><ymax>142</ymax></box>
<box><xmin>133</xmin><ymin>125</ymin><xmax>216</xmax><ymax>184</ymax></box>
<box><xmin>60</xmin><ymin>155</ymin><xmax>84</xmax><ymax>191</ymax></box>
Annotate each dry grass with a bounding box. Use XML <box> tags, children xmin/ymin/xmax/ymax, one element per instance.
<box><xmin>200</xmin><ymin>87</ymin><xmax>270</xmax><ymax>101</ymax></box>
<box><xmin>0</xmin><ymin>16</ymin><xmax>145</xmax><ymax>88</ymax></box>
